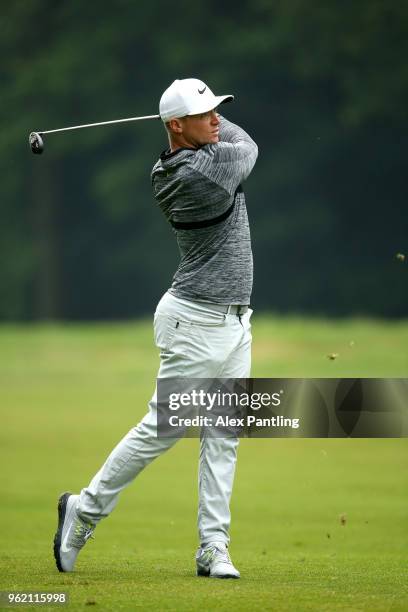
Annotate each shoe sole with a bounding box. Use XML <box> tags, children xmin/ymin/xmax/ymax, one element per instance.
<box><xmin>197</xmin><ymin>567</ymin><xmax>240</xmax><ymax>579</ymax></box>
<box><xmin>53</xmin><ymin>492</ymin><xmax>72</xmax><ymax>572</ymax></box>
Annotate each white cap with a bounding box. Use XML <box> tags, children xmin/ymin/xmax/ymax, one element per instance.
<box><xmin>159</xmin><ymin>78</ymin><xmax>234</xmax><ymax>122</ymax></box>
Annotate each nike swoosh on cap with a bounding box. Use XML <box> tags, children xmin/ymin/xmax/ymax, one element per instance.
<box><xmin>198</xmin><ymin>87</ymin><xmax>206</xmax><ymax>94</ymax></box>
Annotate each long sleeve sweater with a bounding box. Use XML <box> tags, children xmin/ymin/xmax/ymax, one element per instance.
<box><xmin>151</xmin><ymin>116</ymin><xmax>258</xmax><ymax>304</ymax></box>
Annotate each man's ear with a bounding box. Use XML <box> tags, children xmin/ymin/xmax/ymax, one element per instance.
<box><xmin>169</xmin><ymin>118</ymin><xmax>183</xmax><ymax>134</ymax></box>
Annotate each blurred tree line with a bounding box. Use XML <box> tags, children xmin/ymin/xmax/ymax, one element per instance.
<box><xmin>1</xmin><ymin>0</ymin><xmax>407</xmax><ymax>320</ymax></box>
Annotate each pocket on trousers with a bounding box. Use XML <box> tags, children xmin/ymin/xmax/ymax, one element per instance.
<box><xmin>243</xmin><ymin>308</ymin><xmax>253</xmax><ymax>336</ymax></box>
<box><xmin>154</xmin><ymin>313</ymin><xmax>180</xmax><ymax>352</ymax></box>
<box><xmin>188</xmin><ymin>314</ymin><xmax>226</xmax><ymax>328</ymax></box>
<box><xmin>182</xmin><ymin>306</ymin><xmax>226</xmax><ymax>328</ymax></box>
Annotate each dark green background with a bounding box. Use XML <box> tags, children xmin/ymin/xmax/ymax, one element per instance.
<box><xmin>1</xmin><ymin>0</ymin><xmax>407</xmax><ymax>320</ymax></box>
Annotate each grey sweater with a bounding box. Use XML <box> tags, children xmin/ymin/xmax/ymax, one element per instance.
<box><xmin>151</xmin><ymin>116</ymin><xmax>258</xmax><ymax>304</ymax></box>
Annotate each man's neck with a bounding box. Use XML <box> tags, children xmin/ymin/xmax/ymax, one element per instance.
<box><xmin>170</xmin><ymin>135</ymin><xmax>195</xmax><ymax>152</ymax></box>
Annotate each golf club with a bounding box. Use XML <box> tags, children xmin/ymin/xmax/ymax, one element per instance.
<box><xmin>29</xmin><ymin>113</ymin><xmax>160</xmax><ymax>154</ymax></box>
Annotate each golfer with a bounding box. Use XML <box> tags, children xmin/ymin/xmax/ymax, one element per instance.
<box><xmin>54</xmin><ymin>78</ymin><xmax>258</xmax><ymax>579</ymax></box>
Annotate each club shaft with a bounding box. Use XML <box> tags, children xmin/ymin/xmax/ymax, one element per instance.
<box><xmin>39</xmin><ymin>114</ymin><xmax>160</xmax><ymax>136</ymax></box>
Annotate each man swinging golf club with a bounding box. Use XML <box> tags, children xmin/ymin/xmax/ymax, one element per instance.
<box><xmin>53</xmin><ymin>78</ymin><xmax>258</xmax><ymax>578</ymax></box>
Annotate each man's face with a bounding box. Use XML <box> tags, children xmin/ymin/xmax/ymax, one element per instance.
<box><xmin>178</xmin><ymin>108</ymin><xmax>221</xmax><ymax>147</ymax></box>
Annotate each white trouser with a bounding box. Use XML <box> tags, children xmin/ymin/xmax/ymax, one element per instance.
<box><xmin>78</xmin><ymin>291</ymin><xmax>252</xmax><ymax>546</ymax></box>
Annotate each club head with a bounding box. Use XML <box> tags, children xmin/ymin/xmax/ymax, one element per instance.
<box><xmin>29</xmin><ymin>132</ymin><xmax>44</xmax><ymax>154</ymax></box>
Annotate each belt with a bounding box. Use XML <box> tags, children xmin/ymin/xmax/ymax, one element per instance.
<box><xmin>192</xmin><ymin>301</ymin><xmax>249</xmax><ymax>316</ymax></box>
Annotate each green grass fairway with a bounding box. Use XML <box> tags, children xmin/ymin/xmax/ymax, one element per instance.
<box><xmin>1</xmin><ymin>317</ymin><xmax>407</xmax><ymax>611</ymax></box>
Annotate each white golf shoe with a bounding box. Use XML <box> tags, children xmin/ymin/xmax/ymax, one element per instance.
<box><xmin>53</xmin><ymin>492</ymin><xmax>95</xmax><ymax>572</ymax></box>
<box><xmin>196</xmin><ymin>542</ymin><xmax>240</xmax><ymax>579</ymax></box>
